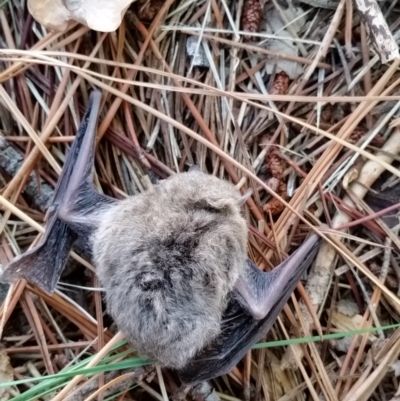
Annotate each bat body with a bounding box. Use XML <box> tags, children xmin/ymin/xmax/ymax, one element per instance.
<box><xmin>1</xmin><ymin>91</ymin><xmax>321</xmax><ymax>384</ymax></box>
<box><xmin>93</xmin><ymin>171</ymin><xmax>249</xmax><ymax>368</ymax></box>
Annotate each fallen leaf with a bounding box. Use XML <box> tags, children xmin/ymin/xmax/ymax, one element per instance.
<box><xmin>337</xmin><ymin>298</ymin><xmax>360</xmax><ymax>316</ymax></box>
<box><xmin>28</xmin><ymin>0</ymin><xmax>70</xmax><ymax>32</ymax></box>
<box><xmin>28</xmin><ymin>0</ymin><xmax>136</xmax><ymax>32</ymax></box>
<box><xmin>331</xmin><ymin>309</ymin><xmax>377</xmax><ymax>352</ymax></box>
<box><xmin>186</xmin><ymin>37</ymin><xmax>210</xmax><ymax>68</ymax></box>
<box><xmin>262</xmin><ymin>6</ymin><xmax>307</xmax><ymax>79</ymax></box>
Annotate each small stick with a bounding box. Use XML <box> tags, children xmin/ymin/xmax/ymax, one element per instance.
<box><xmin>354</xmin><ymin>0</ymin><xmax>399</xmax><ymax>63</ymax></box>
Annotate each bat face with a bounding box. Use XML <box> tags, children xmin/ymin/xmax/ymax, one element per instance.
<box><xmin>1</xmin><ymin>91</ymin><xmax>322</xmax><ymax>384</ymax></box>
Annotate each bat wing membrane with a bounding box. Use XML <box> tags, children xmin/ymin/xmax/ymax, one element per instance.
<box><xmin>178</xmin><ymin>234</ymin><xmax>321</xmax><ymax>385</ymax></box>
<box><xmin>1</xmin><ymin>91</ymin><xmax>115</xmax><ymax>294</ymax></box>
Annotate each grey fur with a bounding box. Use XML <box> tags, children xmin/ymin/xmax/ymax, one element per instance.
<box><xmin>92</xmin><ymin>170</ymin><xmax>248</xmax><ymax>368</ymax></box>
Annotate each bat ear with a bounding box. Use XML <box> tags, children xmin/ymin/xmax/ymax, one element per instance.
<box><xmin>237</xmin><ymin>188</ymin><xmax>253</xmax><ymax>206</ymax></box>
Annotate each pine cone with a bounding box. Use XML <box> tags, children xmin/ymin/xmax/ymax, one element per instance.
<box><xmin>271</xmin><ymin>71</ymin><xmax>289</xmax><ymax>95</ymax></box>
<box><xmin>349</xmin><ymin>129</ymin><xmax>385</xmax><ymax>148</ymax></box>
<box><xmin>261</xmin><ymin>135</ymin><xmax>288</xmax><ymax>216</ymax></box>
<box><xmin>263</xmin><ymin>181</ymin><xmax>288</xmax><ymax>215</ymax></box>
<box><xmin>265</xmin><ymin>147</ymin><xmax>284</xmax><ymax>181</ymax></box>
<box><xmin>242</xmin><ymin>0</ymin><xmax>262</xmax><ymax>42</ymax></box>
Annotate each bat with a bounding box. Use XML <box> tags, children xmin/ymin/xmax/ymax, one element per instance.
<box><xmin>1</xmin><ymin>91</ymin><xmax>321</xmax><ymax>384</ymax></box>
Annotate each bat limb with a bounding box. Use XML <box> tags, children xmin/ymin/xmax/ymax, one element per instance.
<box><xmin>1</xmin><ymin>91</ymin><xmax>115</xmax><ymax>294</ymax></box>
<box><xmin>178</xmin><ymin>232</ymin><xmax>321</xmax><ymax>385</ymax></box>
<box><xmin>235</xmin><ymin>232</ymin><xmax>320</xmax><ymax>320</ymax></box>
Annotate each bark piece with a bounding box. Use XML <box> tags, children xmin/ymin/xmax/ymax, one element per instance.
<box><xmin>354</xmin><ymin>0</ymin><xmax>399</xmax><ymax>63</ymax></box>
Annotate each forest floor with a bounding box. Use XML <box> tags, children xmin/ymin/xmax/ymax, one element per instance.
<box><xmin>1</xmin><ymin>0</ymin><xmax>400</xmax><ymax>400</ymax></box>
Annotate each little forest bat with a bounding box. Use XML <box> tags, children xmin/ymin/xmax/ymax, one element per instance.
<box><xmin>1</xmin><ymin>91</ymin><xmax>321</xmax><ymax>385</ymax></box>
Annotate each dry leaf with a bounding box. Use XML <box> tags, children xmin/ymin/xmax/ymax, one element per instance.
<box><xmin>331</xmin><ymin>308</ymin><xmax>377</xmax><ymax>352</ymax></box>
<box><xmin>342</xmin><ymin>168</ymin><xmax>359</xmax><ymax>189</ymax></box>
<box><xmin>186</xmin><ymin>37</ymin><xmax>210</xmax><ymax>68</ymax></box>
<box><xmin>28</xmin><ymin>0</ymin><xmax>136</xmax><ymax>32</ymax></box>
<box><xmin>0</xmin><ymin>351</ymin><xmax>13</xmax><ymax>401</ymax></box>
<box><xmin>263</xmin><ymin>6</ymin><xmax>306</xmax><ymax>79</ymax></box>
<box><xmin>28</xmin><ymin>0</ymin><xmax>71</xmax><ymax>31</ymax></box>
<box><xmin>337</xmin><ymin>298</ymin><xmax>360</xmax><ymax>316</ymax></box>
<box><xmin>280</xmin><ymin>342</ymin><xmax>304</xmax><ymax>370</ymax></box>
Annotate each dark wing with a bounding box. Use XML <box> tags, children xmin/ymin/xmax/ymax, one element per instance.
<box><xmin>1</xmin><ymin>91</ymin><xmax>116</xmax><ymax>294</ymax></box>
<box><xmin>178</xmin><ymin>234</ymin><xmax>321</xmax><ymax>385</ymax></box>
<box><xmin>365</xmin><ymin>185</ymin><xmax>400</xmax><ymax>228</ymax></box>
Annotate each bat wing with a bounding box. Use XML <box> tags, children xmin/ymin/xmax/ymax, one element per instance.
<box><xmin>365</xmin><ymin>185</ymin><xmax>400</xmax><ymax>228</ymax></box>
<box><xmin>178</xmin><ymin>234</ymin><xmax>321</xmax><ymax>385</ymax></box>
<box><xmin>1</xmin><ymin>91</ymin><xmax>115</xmax><ymax>294</ymax></box>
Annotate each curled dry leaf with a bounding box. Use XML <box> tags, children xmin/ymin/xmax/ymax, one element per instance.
<box><xmin>342</xmin><ymin>168</ymin><xmax>359</xmax><ymax>189</ymax></box>
<box><xmin>242</xmin><ymin>0</ymin><xmax>262</xmax><ymax>42</ymax></box>
<box><xmin>0</xmin><ymin>351</ymin><xmax>13</xmax><ymax>401</ymax></box>
<box><xmin>28</xmin><ymin>0</ymin><xmax>136</xmax><ymax>32</ymax></box>
<box><xmin>305</xmin><ymin>128</ymin><xmax>400</xmax><ymax>315</ymax></box>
